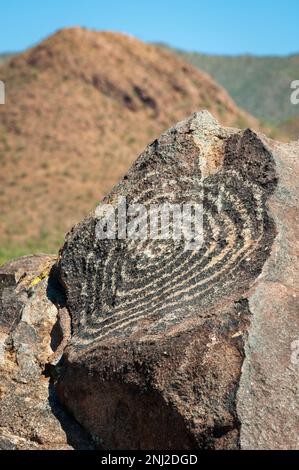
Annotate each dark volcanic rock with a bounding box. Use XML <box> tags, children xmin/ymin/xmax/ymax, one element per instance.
<box><xmin>55</xmin><ymin>111</ymin><xmax>298</xmax><ymax>449</ymax></box>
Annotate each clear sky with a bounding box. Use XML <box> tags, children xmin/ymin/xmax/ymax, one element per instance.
<box><xmin>0</xmin><ymin>0</ymin><xmax>298</xmax><ymax>55</ymax></box>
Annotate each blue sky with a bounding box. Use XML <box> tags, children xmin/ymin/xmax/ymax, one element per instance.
<box><xmin>0</xmin><ymin>0</ymin><xmax>298</xmax><ymax>55</ymax></box>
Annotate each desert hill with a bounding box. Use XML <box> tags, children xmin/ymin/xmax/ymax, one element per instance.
<box><xmin>0</xmin><ymin>54</ymin><xmax>14</xmax><ymax>65</ymax></box>
<box><xmin>0</xmin><ymin>27</ymin><xmax>260</xmax><ymax>264</ymax></box>
<box><xmin>280</xmin><ymin>116</ymin><xmax>299</xmax><ymax>140</ymax></box>
<box><xmin>173</xmin><ymin>49</ymin><xmax>299</xmax><ymax>130</ymax></box>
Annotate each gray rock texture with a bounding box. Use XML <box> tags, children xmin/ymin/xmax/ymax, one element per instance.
<box><xmin>237</xmin><ymin>139</ymin><xmax>299</xmax><ymax>449</ymax></box>
<box><xmin>0</xmin><ymin>255</ymin><xmax>93</xmax><ymax>449</ymax></box>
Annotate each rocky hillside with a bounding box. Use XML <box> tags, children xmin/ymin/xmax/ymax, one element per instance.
<box><xmin>0</xmin><ymin>54</ymin><xmax>14</xmax><ymax>65</ymax></box>
<box><xmin>173</xmin><ymin>49</ymin><xmax>299</xmax><ymax>131</ymax></box>
<box><xmin>280</xmin><ymin>116</ymin><xmax>299</xmax><ymax>140</ymax></box>
<box><xmin>0</xmin><ymin>28</ymin><xmax>260</xmax><ymax>264</ymax></box>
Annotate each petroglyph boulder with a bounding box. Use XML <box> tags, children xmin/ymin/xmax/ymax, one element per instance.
<box><xmin>56</xmin><ymin>111</ymin><xmax>299</xmax><ymax>449</ymax></box>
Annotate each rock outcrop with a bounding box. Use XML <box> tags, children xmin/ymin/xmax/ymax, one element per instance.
<box><xmin>54</xmin><ymin>111</ymin><xmax>299</xmax><ymax>449</ymax></box>
<box><xmin>0</xmin><ymin>255</ymin><xmax>93</xmax><ymax>449</ymax></box>
<box><xmin>237</xmin><ymin>138</ymin><xmax>299</xmax><ymax>449</ymax></box>
<box><xmin>0</xmin><ymin>112</ymin><xmax>298</xmax><ymax>450</ymax></box>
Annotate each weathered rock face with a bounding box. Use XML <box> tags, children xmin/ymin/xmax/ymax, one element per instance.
<box><xmin>0</xmin><ymin>255</ymin><xmax>93</xmax><ymax>449</ymax></box>
<box><xmin>55</xmin><ymin>111</ymin><xmax>298</xmax><ymax>450</ymax></box>
<box><xmin>237</xmin><ymin>139</ymin><xmax>299</xmax><ymax>449</ymax></box>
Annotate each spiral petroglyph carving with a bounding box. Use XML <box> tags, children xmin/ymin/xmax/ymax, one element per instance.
<box><xmin>55</xmin><ymin>111</ymin><xmax>298</xmax><ymax>450</ymax></box>
<box><xmin>58</xmin><ymin>112</ymin><xmax>277</xmax><ymax>349</ymax></box>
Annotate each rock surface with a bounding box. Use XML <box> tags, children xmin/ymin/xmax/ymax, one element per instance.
<box><xmin>0</xmin><ymin>255</ymin><xmax>93</xmax><ymax>449</ymax></box>
<box><xmin>1</xmin><ymin>112</ymin><xmax>298</xmax><ymax>450</ymax></box>
<box><xmin>55</xmin><ymin>111</ymin><xmax>298</xmax><ymax>449</ymax></box>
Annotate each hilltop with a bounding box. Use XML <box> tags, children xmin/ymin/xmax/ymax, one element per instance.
<box><xmin>0</xmin><ymin>28</ymin><xmax>259</xmax><ymax>263</ymax></box>
<box><xmin>3</xmin><ymin>43</ymin><xmax>299</xmax><ymax>138</ymax></box>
